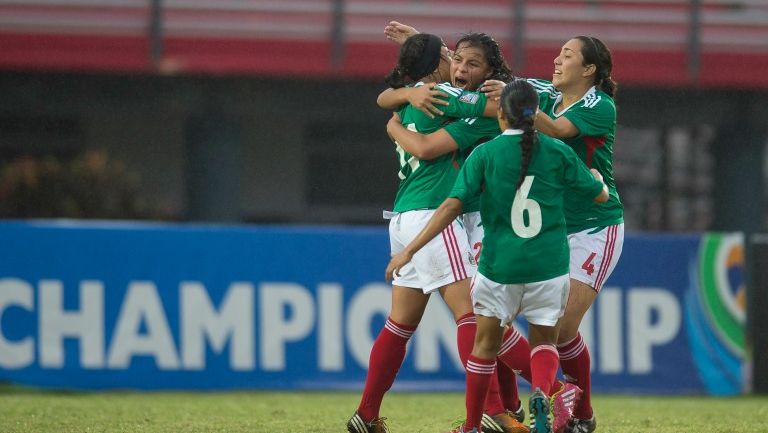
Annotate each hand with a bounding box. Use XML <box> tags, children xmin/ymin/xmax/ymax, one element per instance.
<box><xmin>386</xmin><ymin>112</ymin><xmax>401</xmax><ymax>140</ymax></box>
<box><xmin>384</xmin><ymin>21</ymin><xmax>419</xmax><ymax>45</ymax></box>
<box><xmin>385</xmin><ymin>250</ymin><xmax>413</xmax><ymax>281</ymax></box>
<box><xmin>590</xmin><ymin>168</ymin><xmax>604</xmax><ymax>182</ymax></box>
<box><xmin>480</xmin><ymin>79</ymin><xmax>507</xmax><ymax>101</ymax></box>
<box><xmin>409</xmin><ymin>83</ymin><xmax>449</xmax><ymax>118</ymax></box>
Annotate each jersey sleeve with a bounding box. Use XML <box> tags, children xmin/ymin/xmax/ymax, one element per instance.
<box><xmin>435</xmin><ymin>83</ymin><xmax>488</xmax><ymax>119</ymax></box>
<box><xmin>560</xmin><ymin>140</ymin><xmax>605</xmax><ymax>199</ymax></box>
<box><xmin>443</xmin><ymin>117</ymin><xmax>501</xmax><ymax>152</ymax></box>
<box><xmin>449</xmin><ymin>145</ymin><xmax>485</xmax><ymax>203</ymax></box>
<box><xmin>527</xmin><ymin>78</ymin><xmax>559</xmax><ymax>112</ymax></box>
<box><xmin>563</xmin><ymin>94</ymin><xmax>615</xmax><ymax>138</ymax></box>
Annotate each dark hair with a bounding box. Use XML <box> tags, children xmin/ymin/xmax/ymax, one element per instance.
<box><xmin>500</xmin><ymin>79</ymin><xmax>539</xmax><ymax>189</ymax></box>
<box><xmin>384</xmin><ymin>33</ymin><xmax>443</xmax><ymax>88</ymax></box>
<box><xmin>454</xmin><ymin>32</ymin><xmax>515</xmax><ymax>83</ymax></box>
<box><xmin>574</xmin><ymin>35</ymin><xmax>617</xmax><ymax>97</ymax></box>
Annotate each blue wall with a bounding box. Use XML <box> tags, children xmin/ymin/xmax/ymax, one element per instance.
<box><xmin>0</xmin><ymin>221</ymin><xmax>745</xmax><ymax>394</ymax></box>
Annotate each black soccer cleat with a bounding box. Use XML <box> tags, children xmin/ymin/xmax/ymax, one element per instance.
<box><xmin>347</xmin><ymin>411</ymin><xmax>389</xmax><ymax>433</ymax></box>
<box><xmin>565</xmin><ymin>415</ymin><xmax>596</xmax><ymax>433</ymax></box>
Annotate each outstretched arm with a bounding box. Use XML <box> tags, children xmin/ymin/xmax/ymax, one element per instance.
<box><xmin>385</xmin><ymin>197</ymin><xmax>463</xmax><ymax>280</ymax></box>
<box><xmin>534</xmin><ymin>110</ymin><xmax>579</xmax><ymax>138</ymax></box>
<box><xmin>387</xmin><ymin>114</ymin><xmax>459</xmax><ymax>159</ymax></box>
<box><xmin>377</xmin><ymin>85</ymin><xmax>450</xmax><ymax>118</ymax></box>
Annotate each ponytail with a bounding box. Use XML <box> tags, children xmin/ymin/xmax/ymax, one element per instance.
<box><xmin>517</xmin><ymin>115</ymin><xmax>537</xmax><ymax>189</ymax></box>
<box><xmin>384</xmin><ymin>33</ymin><xmax>443</xmax><ymax>89</ymax></box>
<box><xmin>384</xmin><ymin>66</ymin><xmax>407</xmax><ymax>89</ymax></box>
<box><xmin>575</xmin><ymin>36</ymin><xmax>618</xmax><ymax>98</ymax></box>
<box><xmin>499</xmin><ymin>79</ymin><xmax>540</xmax><ymax>189</ymax></box>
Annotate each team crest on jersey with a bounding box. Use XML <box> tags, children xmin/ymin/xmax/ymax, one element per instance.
<box><xmin>459</xmin><ymin>93</ymin><xmax>479</xmax><ymax>104</ymax></box>
<box><xmin>467</xmin><ymin>251</ymin><xmax>477</xmax><ymax>266</ymax></box>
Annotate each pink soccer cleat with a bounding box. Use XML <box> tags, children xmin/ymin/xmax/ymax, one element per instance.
<box><xmin>550</xmin><ymin>381</ymin><xmax>582</xmax><ymax>433</ymax></box>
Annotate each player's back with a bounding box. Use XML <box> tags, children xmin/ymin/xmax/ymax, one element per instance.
<box><xmin>460</xmin><ymin>131</ymin><xmax>604</xmax><ymax>283</ymax></box>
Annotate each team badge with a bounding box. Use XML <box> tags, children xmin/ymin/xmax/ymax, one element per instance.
<box><xmin>459</xmin><ymin>93</ymin><xmax>479</xmax><ymax>104</ymax></box>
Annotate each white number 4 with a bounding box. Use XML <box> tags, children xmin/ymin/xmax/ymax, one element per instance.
<box><xmin>511</xmin><ymin>176</ymin><xmax>542</xmax><ymax>238</ymax></box>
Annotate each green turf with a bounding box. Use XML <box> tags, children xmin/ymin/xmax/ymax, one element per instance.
<box><xmin>1</xmin><ymin>386</ymin><xmax>767</xmax><ymax>433</ymax></box>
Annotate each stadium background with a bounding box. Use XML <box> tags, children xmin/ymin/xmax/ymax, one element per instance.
<box><xmin>0</xmin><ymin>0</ymin><xmax>767</xmax><ymax>398</ymax></box>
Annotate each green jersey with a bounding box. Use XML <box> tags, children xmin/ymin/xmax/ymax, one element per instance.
<box><xmin>443</xmin><ymin>116</ymin><xmax>502</xmax><ymax>213</ymax></box>
<box><xmin>393</xmin><ymin>82</ymin><xmax>488</xmax><ymax>212</ymax></box>
<box><xmin>529</xmin><ymin>79</ymin><xmax>624</xmax><ymax>233</ymax></box>
<box><xmin>449</xmin><ymin>130</ymin><xmax>604</xmax><ymax>283</ymax></box>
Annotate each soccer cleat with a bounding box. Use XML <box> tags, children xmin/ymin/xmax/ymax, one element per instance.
<box><xmin>508</xmin><ymin>406</ymin><xmax>526</xmax><ymax>423</ymax></box>
<box><xmin>346</xmin><ymin>411</ymin><xmax>389</xmax><ymax>433</ymax></box>
<box><xmin>550</xmin><ymin>381</ymin><xmax>582</xmax><ymax>433</ymax></box>
<box><xmin>565</xmin><ymin>416</ymin><xmax>596</xmax><ymax>433</ymax></box>
<box><xmin>445</xmin><ymin>423</ymin><xmax>479</xmax><ymax>433</ymax></box>
<box><xmin>528</xmin><ymin>388</ymin><xmax>552</xmax><ymax>433</ymax></box>
<box><xmin>482</xmin><ymin>411</ymin><xmax>530</xmax><ymax>433</ymax></box>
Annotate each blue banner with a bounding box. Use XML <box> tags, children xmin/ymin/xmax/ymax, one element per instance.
<box><xmin>0</xmin><ymin>221</ymin><xmax>745</xmax><ymax>394</ymax></box>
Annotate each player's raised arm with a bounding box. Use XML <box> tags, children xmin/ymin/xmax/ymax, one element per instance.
<box><xmin>384</xmin><ymin>21</ymin><xmax>419</xmax><ymax>45</ymax></box>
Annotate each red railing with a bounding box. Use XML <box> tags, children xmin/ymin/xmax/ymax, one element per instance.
<box><xmin>1</xmin><ymin>0</ymin><xmax>767</xmax><ymax>87</ymax></box>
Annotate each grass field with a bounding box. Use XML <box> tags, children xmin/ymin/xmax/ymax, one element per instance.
<box><xmin>1</xmin><ymin>386</ymin><xmax>767</xmax><ymax>433</ymax></box>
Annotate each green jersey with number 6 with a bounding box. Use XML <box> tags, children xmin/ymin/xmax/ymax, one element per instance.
<box><xmin>393</xmin><ymin>82</ymin><xmax>488</xmax><ymax>212</ymax></box>
<box><xmin>529</xmin><ymin>79</ymin><xmax>624</xmax><ymax>233</ymax></box>
<box><xmin>450</xmin><ymin>130</ymin><xmax>604</xmax><ymax>283</ymax></box>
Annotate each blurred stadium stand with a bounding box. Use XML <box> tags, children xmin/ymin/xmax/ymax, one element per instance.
<box><xmin>2</xmin><ymin>0</ymin><xmax>768</xmax><ymax>85</ymax></box>
<box><xmin>0</xmin><ymin>0</ymin><xmax>766</xmax><ymax>232</ymax></box>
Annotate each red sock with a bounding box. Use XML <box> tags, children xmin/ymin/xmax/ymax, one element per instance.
<box><xmin>488</xmin><ymin>327</ymin><xmax>529</xmax><ymax>415</ymax></box>
<box><xmin>455</xmin><ymin>313</ymin><xmax>476</xmax><ymax>367</ymax></box>
<box><xmin>484</xmin><ymin>368</ymin><xmax>506</xmax><ymax>415</ymax></box>
<box><xmin>357</xmin><ymin>317</ymin><xmax>416</xmax><ymax>421</ymax></box>
<box><xmin>496</xmin><ymin>360</ymin><xmax>521</xmax><ymax>412</ymax></box>
<box><xmin>465</xmin><ymin>355</ymin><xmax>496</xmax><ymax>431</ymax></box>
<box><xmin>498</xmin><ymin>326</ymin><xmax>532</xmax><ymax>382</ymax></box>
<box><xmin>530</xmin><ymin>344</ymin><xmax>559</xmax><ymax>396</ymax></box>
<box><xmin>558</xmin><ymin>333</ymin><xmax>593</xmax><ymax>419</ymax></box>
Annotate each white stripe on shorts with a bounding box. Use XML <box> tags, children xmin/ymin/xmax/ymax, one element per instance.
<box><xmin>593</xmin><ymin>225</ymin><xmax>618</xmax><ymax>291</ymax></box>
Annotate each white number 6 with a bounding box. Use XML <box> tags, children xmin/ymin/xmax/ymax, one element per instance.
<box><xmin>511</xmin><ymin>176</ymin><xmax>542</xmax><ymax>238</ymax></box>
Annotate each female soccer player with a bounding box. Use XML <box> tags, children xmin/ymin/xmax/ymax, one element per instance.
<box><xmin>531</xmin><ymin>36</ymin><xmax>622</xmax><ymax>433</ymax></box>
<box><xmin>385</xmin><ymin>79</ymin><xmax>608</xmax><ymax>433</ymax></box>
<box><xmin>379</xmin><ymin>23</ymin><xmax>533</xmax><ymax>433</ymax></box>
<box><xmin>484</xmin><ymin>36</ymin><xmax>623</xmax><ymax>433</ymax></box>
<box><xmin>346</xmin><ymin>32</ymin><xmax>499</xmax><ymax>433</ymax></box>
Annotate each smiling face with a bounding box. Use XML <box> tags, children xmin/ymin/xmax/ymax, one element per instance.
<box><xmin>552</xmin><ymin>38</ymin><xmax>595</xmax><ymax>90</ymax></box>
<box><xmin>450</xmin><ymin>41</ymin><xmax>493</xmax><ymax>91</ymax></box>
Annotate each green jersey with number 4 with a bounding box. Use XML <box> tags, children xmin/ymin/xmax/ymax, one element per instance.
<box><xmin>450</xmin><ymin>130</ymin><xmax>604</xmax><ymax>283</ymax></box>
<box><xmin>529</xmin><ymin>79</ymin><xmax>624</xmax><ymax>233</ymax></box>
<box><xmin>393</xmin><ymin>82</ymin><xmax>488</xmax><ymax>212</ymax></box>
